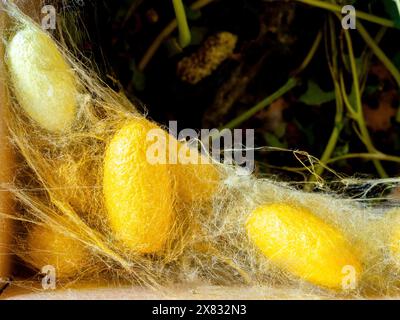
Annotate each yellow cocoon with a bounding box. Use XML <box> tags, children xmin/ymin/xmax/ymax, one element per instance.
<box><xmin>103</xmin><ymin>119</ymin><xmax>175</xmax><ymax>254</ymax></box>
<box><xmin>6</xmin><ymin>26</ymin><xmax>77</xmax><ymax>132</ymax></box>
<box><xmin>390</xmin><ymin>228</ymin><xmax>400</xmax><ymax>263</ymax></box>
<box><xmin>173</xmin><ymin>143</ymin><xmax>221</xmax><ymax>204</ymax></box>
<box><xmin>387</xmin><ymin>210</ymin><xmax>400</xmax><ymax>265</ymax></box>
<box><xmin>27</xmin><ymin>225</ymin><xmax>88</xmax><ymax>279</ymax></box>
<box><xmin>137</xmin><ymin>118</ymin><xmax>221</xmax><ymax>204</ymax></box>
<box><xmin>246</xmin><ymin>203</ymin><xmax>362</xmax><ymax>290</ymax></box>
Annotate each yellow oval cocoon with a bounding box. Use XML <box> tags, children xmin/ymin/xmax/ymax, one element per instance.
<box><xmin>246</xmin><ymin>203</ymin><xmax>362</xmax><ymax>290</ymax></box>
<box><xmin>103</xmin><ymin>119</ymin><xmax>175</xmax><ymax>254</ymax></box>
<box><xmin>27</xmin><ymin>226</ymin><xmax>87</xmax><ymax>279</ymax></box>
<box><xmin>390</xmin><ymin>228</ymin><xmax>400</xmax><ymax>261</ymax></box>
<box><xmin>387</xmin><ymin>210</ymin><xmax>400</xmax><ymax>265</ymax></box>
<box><xmin>173</xmin><ymin>143</ymin><xmax>221</xmax><ymax>204</ymax></box>
<box><xmin>6</xmin><ymin>27</ymin><xmax>77</xmax><ymax>132</ymax></box>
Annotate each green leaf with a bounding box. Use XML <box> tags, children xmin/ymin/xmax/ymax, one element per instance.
<box><xmin>299</xmin><ymin>80</ymin><xmax>335</xmax><ymax>106</ymax></box>
<box><xmin>130</xmin><ymin>61</ymin><xmax>146</xmax><ymax>91</ymax></box>
<box><xmin>383</xmin><ymin>0</ymin><xmax>400</xmax><ymax>27</ymax></box>
<box><xmin>186</xmin><ymin>6</ymin><xmax>202</xmax><ymax>21</ymax></box>
<box><xmin>164</xmin><ymin>37</ymin><xmax>183</xmax><ymax>57</ymax></box>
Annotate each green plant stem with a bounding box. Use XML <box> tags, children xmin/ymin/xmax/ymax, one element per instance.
<box><xmin>122</xmin><ymin>0</ymin><xmax>144</xmax><ymax>26</ymax></box>
<box><xmin>360</xmin><ymin>27</ymin><xmax>387</xmax><ymax>91</ymax></box>
<box><xmin>220</xmin><ymin>77</ymin><xmax>298</xmax><ymax>130</ymax></box>
<box><xmin>270</xmin><ymin>151</ymin><xmax>400</xmax><ymax>174</ymax></box>
<box><xmin>328</xmin><ymin>153</ymin><xmax>400</xmax><ymax>164</ymax></box>
<box><xmin>343</xmin><ymin>27</ymin><xmax>388</xmax><ymax>178</ymax></box>
<box><xmin>172</xmin><ymin>0</ymin><xmax>191</xmax><ymax>48</ymax></box>
<box><xmin>295</xmin><ymin>0</ymin><xmax>396</xmax><ymax>28</ymax></box>
<box><xmin>357</xmin><ymin>22</ymin><xmax>400</xmax><ymax>88</ymax></box>
<box><xmin>220</xmin><ymin>29</ymin><xmax>323</xmax><ymax>130</ymax></box>
<box><xmin>306</xmin><ymin>17</ymin><xmax>343</xmax><ymax>189</ymax></box>
<box><xmin>138</xmin><ymin>0</ymin><xmax>215</xmax><ymax>71</ymax></box>
<box><xmin>293</xmin><ymin>30</ymin><xmax>323</xmax><ymax>75</ymax></box>
<box><xmin>340</xmin><ymin>72</ymin><xmax>358</xmax><ymax>119</ymax></box>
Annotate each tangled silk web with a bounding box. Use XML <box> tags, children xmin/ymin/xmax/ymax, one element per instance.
<box><xmin>2</xmin><ymin>2</ymin><xmax>400</xmax><ymax>298</ymax></box>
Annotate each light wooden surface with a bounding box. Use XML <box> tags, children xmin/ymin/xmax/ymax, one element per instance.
<box><xmin>3</xmin><ymin>284</ymin><xmax>334</xmax><ymax>300</ymax></box>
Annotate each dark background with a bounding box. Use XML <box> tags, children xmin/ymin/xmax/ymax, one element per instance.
<box><xmin>56</xmin><ymin>0</ymin><xmax>400</xmax><ymax>187</ymax></box>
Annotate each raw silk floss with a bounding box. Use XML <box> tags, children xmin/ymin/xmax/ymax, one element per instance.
<box><xmin>2</xmin><ymin>3</ymin><xmax>400</xmax><ymax>298</ymax></box>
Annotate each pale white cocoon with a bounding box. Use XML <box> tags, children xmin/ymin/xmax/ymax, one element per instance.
<box><xmin>6</xmin><ymin>27</ymin><xmax>77</xmax><ymax>132</ymax></box>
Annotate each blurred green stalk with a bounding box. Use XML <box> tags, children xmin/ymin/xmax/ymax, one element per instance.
<box><xmin>172</xmin><ymin>0</ymin><xmax>191</xmax><ymax>48</ymax></box>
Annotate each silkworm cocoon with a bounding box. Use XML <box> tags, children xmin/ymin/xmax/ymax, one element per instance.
<box><xmin>387</xmin><ymin>210</ymin><xmax>400</xmax><ymax>265</ymax></box>
<box><xmin>103</xmin><ymin>119</ymin><xmax>175</xmax><ymax>254</ymax></box>
<box><xmin>6</xmin><ymin>27</ymin><xmax>77</xmax><ymax>132</ymax></box>
<box><xmin>390</xmin><ymin>228</ymin><xmax>400</xmax><ymax>262</ymax></box>
<box><xmin>173</xmin><ymin>143</ymin><xmax>221</xmax><ymax>204</ymax></box>
<box><xmin>246</xmin><ymin>203</ymin><xmax>362</xmax><ymax>290</ymax></box>
<box><xmin>27</xmin><ymin>226</ymin><xmax>88</xmax><ymax>279</ymax></box>
<box><xmin>141</xmin><ymin>119</ymin><xmax>221</xmax><ymax>203</ymax></box>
